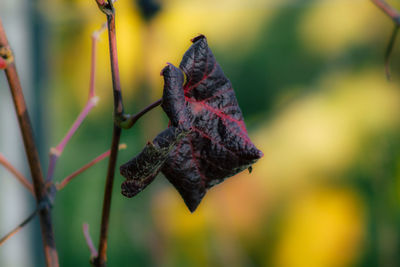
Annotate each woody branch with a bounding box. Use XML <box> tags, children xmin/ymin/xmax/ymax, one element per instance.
<box><xmin>0</xmin><ymin>19</ymin><xmax>59</xmax><ymax>267</ymax></box>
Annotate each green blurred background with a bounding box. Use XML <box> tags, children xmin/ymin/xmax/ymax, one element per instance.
<box><xmin>2</xmin><ymin>0</ymin><xmax>400</xmax><ymax>266</ymax></box>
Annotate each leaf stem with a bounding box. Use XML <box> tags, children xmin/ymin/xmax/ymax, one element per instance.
<box><xmin>0</xmin><ymin>19</ymin><xmax>59</xmax><ymax>267</ymax></box>
<box><xmin>116</xmin><ymin>98</ymin><xmax>162</xmax><ymax>129</ymax></box>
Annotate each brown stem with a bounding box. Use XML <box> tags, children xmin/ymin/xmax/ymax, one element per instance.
<box><xmin>92</xmin><ymin>1</ymin><xmax>161</xmax><ymax>265</ymax></box>
<box><xmin>107</xmin><ymin>14</ymin><xmax>124</xmax><ymax>116</ymax></box>
<box><xmin>0</xmin><ymin>20</ymin><xmax>59</xmax><ymax>266</ymax></box>
<box><xmin>94</xmin><ymin>125</ymin><xmax>121</xmax><ymax>267</ymax></box>
<box><xmin>93</xmin><ymin>1</ymin><xmax>123</xmax><ymax>266</ymax></box>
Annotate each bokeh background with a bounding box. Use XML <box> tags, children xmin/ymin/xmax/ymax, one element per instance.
<box><xmin>2</xmin><ymin>0</ymin><xmax>400</xmax><ymax>266</ymax></box>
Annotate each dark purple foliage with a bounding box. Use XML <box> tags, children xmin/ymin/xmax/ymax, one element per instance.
<box><xmin>120</xmin><ymin>35</ymin><xmax>263</xmax><ymax>212</ymax></box>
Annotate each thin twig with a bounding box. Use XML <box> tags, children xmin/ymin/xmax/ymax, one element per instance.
<box><xmin>371</xmin><ymin>0</ymin><xmax>400</xmax><ymax>79</ymax></box>
<box><xmin>47</xmin><ymin>97</ymin><xmax>99</xmax><ymax>182</ymax></box>
<box><xmin>371</xmin><ymin>0</ymin><xmax>400</xmax><ymax>24</ymax></box>
<box><xmin>0</xmin><ymin>152</ymin><xmax>34</xmax><ymax>195</ymax></box>
<box><xmin>385</xmin><ymin>25</ymin><xmax>399</xmax><ymax>80</ymax></box>
<box><xmin>0</xmin><ymin>19</ymin><xmax>59</xmax><ymax>267</ymax></box>
<box><xmin>83</xmin><ymin>223</ymin><xmax>98</xmax><ymax>260</ymax></box>
<box><xmin>56</xmin><ymin>144</ymin><xmax>126</xmax><ymax>191</ymax></box>
<box><xmin>90</xmin><ymin>23</ymin><xmax>107</xmax><ymax>98</ymax></box>
<box><xmin>0</xmin><ymin>209</ymin><xmax>38</xmax><ymax>246</ymax></box>
<box><xmin>46</xmin><ymin>23</ymin><xmax>106</xmax><ymax>183</ymax></box>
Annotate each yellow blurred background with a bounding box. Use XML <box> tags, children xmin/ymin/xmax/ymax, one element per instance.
<box><xmin>2</xmin><ymin>0</ymin><xmax>400</xmax><ymax>266</ymax></box>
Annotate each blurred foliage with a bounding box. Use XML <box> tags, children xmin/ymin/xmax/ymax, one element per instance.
<box><xmin>4</xmin><ymin>0</ymin><xmax>400</xmax><ymax>266</ymax></box>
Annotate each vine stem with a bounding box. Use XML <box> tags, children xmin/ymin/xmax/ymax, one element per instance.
<box><xmin>94</xmin><ymin>125</ymin><xmax>121</xmax><ymax>267</ymax></box>
<box><xmin>0</xmin><ymin>19</ymin><xmax>59</xmax><ymax>267</ymax></box>
<box><xmin>92</xmin><ymin>1</ymin><xmax>162</xmax><ymax>265</ymax></box>
<box><xmin>93</xmin><ymin>1</ymin><xmax>123</xmax><ymax>266</ymax></box>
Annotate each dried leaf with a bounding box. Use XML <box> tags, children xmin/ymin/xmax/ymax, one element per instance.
<box><xmin>121</xmin><ymin>35</ymin><xmax>263</xmax><ymax>212</ymax></box>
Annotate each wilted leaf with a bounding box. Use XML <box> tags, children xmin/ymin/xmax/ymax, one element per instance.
<box><xmin>121</xmin><ymin>127</ymin><xmax>188</xmax><ymax>197</ymax></box>
<box><xmin>121</xmin><ymin>35</ymin><xmax>263</xmax><ymax>212</ymax></box>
